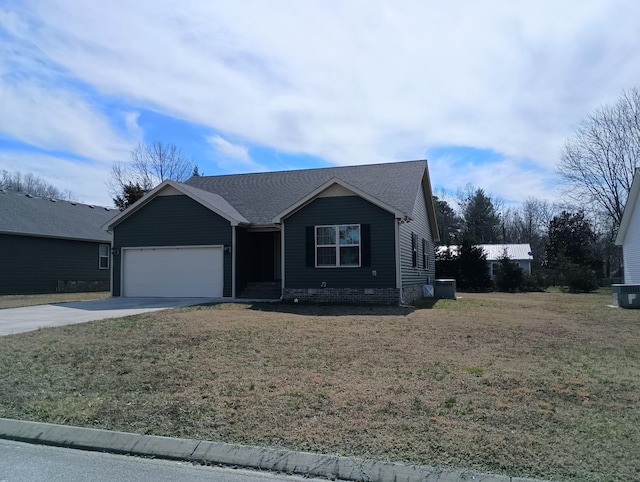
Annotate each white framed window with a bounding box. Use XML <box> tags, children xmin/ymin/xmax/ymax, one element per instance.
<box><xmin>315</xmin><ymin>224</ymin><xmax>360</xmax><ymax>267</ymax></box>
<box><xmin>99</xmin><ymin>244</ymin><xmax>110</xmax><ymax>270</ymax></box>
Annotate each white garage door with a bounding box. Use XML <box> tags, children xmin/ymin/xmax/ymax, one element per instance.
<box><xmin>122</xmin><ymin>246</ymin><xmax>224</xmax><ymax>297</ymax></box>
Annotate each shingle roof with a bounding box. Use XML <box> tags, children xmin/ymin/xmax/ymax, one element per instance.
<box><xmin>177</xmin><ymin>183</ymin><xmax>249</xmax><ymax>224</ymax></box>
<box><xmin>185</xmin><ymin>160</ymin><xmax>429</xmax><ymax>225</ymax></box>
<box><xmin>0</xmin><ymin>190</ymin><xmax>115</xmax><ymax>242</ymax></box>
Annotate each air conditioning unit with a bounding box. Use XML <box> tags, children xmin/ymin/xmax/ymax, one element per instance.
<box><xmin>435</xmin><ymin>279</ymin><xmax>457</xmax><ymax>299</ymax></box>
<box><xmin>611</xmin><ymin>284</ymin><xmax>640</xmax><ymax>309</ymax></box>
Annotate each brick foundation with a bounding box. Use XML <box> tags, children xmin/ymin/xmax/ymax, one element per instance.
<box><xmin>57</xmin><ymin>280</ymin><xmax>110</xmax><ymax>293</ymax></box>
<box><xmin>402</xmin><ymin>284</ymin><xmax>425</xmax><ymax>304</ymax></box>
<box><xmin>283</xmin><ymin>288</ymin><xmax>401</xmax><ymax>305</ymax></box>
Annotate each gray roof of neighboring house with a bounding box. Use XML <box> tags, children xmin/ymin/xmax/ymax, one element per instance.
<box><xmin>0</xmin><ymin>190</ymin><xmax>116</xmax><ymax>242</ymax></box>
<box><xmin>438</xmin><ymin>244</ymin><xmax>533</xmax><ymax>261</ymax></box>
<box><xmin>184</xmin><ymin>160</ymin><xmax>429</xmax><ymax>225</ymax></box>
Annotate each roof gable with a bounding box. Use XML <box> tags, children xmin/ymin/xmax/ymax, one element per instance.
<box><xmin>0</xmin><ymin>190</ymin><xmax>115</xmax><ymax>242</ymax></box>
<box><xmin>615</xmin><ymin>168</ymin><xmax>640</xmax><ymax>245</ymax></box>
<box><xmin>272</xmin><ymin>177</ymin><xmax>406</xmax><ymax>222</ymax></box>
<box><xmin>104</xmin><ymin>180</ymin><xmax>249</xmax><ymax>231</ymax></box>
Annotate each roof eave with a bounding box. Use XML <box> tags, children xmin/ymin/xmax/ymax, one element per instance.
<box><xmin>421</xmin><ymin>163</ymin><xmax>440</xmax><ymax>242</ymax></box>
<box><xmin>0</xmin><ymin>230</ymin><xmax>112</xmax><ymax>243</ymax></box>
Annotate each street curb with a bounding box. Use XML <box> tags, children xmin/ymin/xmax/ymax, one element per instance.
<box><xmin>0</xmin><ymin>418</ymin><xmax>545</xmax><ymax>482</ymax></box>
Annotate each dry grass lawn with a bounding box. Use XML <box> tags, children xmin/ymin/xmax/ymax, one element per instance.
<box><xmin>0</xmin><ymin>291</ymin><xmax>110</xmax><ymax>309</ymax></box>
<box><xmin>0</xmin><ymin>290</ymin><xmax>639</xmax><ymax>481</ymax></box>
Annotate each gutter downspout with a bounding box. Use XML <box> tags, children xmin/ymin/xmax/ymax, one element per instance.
<box><xmin>231</xmin><ymin>226</ymin><xmax>236</xmax><ymax>298</ymax></box>
<box><xmin>395</xmin><ymin>218</ymin><xmax>402</xmax><ymax>303</ymax></box>
<box><xmin>280</xmin><ymin>222</ymin><xmax>285</xmax><ymax>299</ymax></box>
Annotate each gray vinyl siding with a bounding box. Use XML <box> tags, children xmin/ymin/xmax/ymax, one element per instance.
<box><xmin>0</xmin><ymin>233</ymin><xmax>110</xmax><ymax>295</ymax></box>
<box><xmin>399</xmin><ymin>184</ymin><xmax>435</xmax><ymax>286</ymax></box>
<box><xmin>284</xmin><ymin>196</ymin><xmax>396</xmax><ymax>289</ymax></box>
<box><xmin>112</xmin><ymin>195</ymin><xmax>232</xmax><ymax>296</ymax></box>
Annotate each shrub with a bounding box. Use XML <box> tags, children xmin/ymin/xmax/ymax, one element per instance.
<box><xmin>521</xmin><ymin>272</ymin><xmax>549</xmax><ymax>292</ymax></box>
<box><xmin>495</xmin><ymin>255</ymin><xmax>525</xmax><ymax>292</ymax></box>
<box><xmin>563</xmin><ymin>263</ymin><xmax>599</xmax><ymax>293</ymax></box>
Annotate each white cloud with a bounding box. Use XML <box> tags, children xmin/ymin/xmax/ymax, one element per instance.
<box><xmin>206</xmin><ymin>135</ymin><xmax>261</xmax><ymax>172</ymax></box>
<box><xmin>0</xmin><ymin>151</ymin><xmax>114</xmax><ymax>207</ymax></box>
<box><xmin>3</xmin><ymin>0</ymin><xmax>640</xmax><ymax>203</ymax></box>
<box><xmin>0</xmin><ymin>79</ymin><xmax>138</xmax><ymax>161</ymax></box>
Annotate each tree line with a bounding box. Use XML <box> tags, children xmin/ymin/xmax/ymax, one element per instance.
<box><xmin>434</xmin><ymin>187</ymin><xmax>611</xmax><ymax>292</ymax></box>
<box><xmin>433</xmin><ymin>88</ymin><xmax>640</xmax><ymax>292</ymax></box>
<box><xmin>1</xmin><ymin>170</ymin><xmax>76</xmax><ymax>201</ymax></box>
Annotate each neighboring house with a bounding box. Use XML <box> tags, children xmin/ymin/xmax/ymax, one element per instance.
<box><xmin>0</xmin><ymin>190</ymin><xmax>116</xmax><ymax>295</ymax></box>
<box><xmin>437</xmin><ymin>244</ymin><xmax>533</xmax><ymax>278</ymax></box>
<box><xmin>615</xmin><ymin>168</ymin><xmax>640</xmax><ymax>284</ymax></box>
<box><xmin>104</xmin><ymin>160</ymin><xmax>440</xmax><ymax>304</ymax></box>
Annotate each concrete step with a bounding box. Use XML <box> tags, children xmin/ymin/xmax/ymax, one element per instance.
<box><xmin>238</xmin><ymin>282</ymin><xmax>281</xmax><ymax>299</ymax></box>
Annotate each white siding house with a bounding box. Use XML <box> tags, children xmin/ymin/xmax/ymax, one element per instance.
<box><xmin>615</xmin><ymin>168</ymin><xmax>640</xmax><ymax>284</ymax></box>
<box><xmin>437</xmin><ymin>244</ymin><xmax>533</xmax><ymax>279</ymax></box>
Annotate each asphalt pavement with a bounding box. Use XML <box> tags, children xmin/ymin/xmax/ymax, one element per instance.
<box><xmin>0</xmin><ymin>439</ymin><xmax>332</xmax><ymax>482</ymax></box>
<box><xmin>0</xmin><ymin>418</ymin><xmax>546</xmax><ymax>482</ymax></box>
<box><xmin>0</xmin><ymin>297</ymin><xmax>220</xmax><ymax>336</ymax></box>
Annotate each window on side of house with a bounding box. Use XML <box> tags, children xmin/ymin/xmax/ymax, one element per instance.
<box><xmin>99</xmin><ymin>244</ymin><xmax>110</xmax><ymax>270</ymax></box>
<box><xmin>315</xmin><ymin>224</ymin><xmax>360</xmax><ymax>267</ymax></box>
<box><xmin>422</xmin><ymin>237</ymin><xmax>427</xmax><ymax>269</ymax></box>
<box><xmin>411</xmin><ymin>232</ymin><xmax>418</xmax><ymax>268</ymax></box>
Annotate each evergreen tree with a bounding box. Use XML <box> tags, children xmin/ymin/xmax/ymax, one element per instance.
<box><xmin>433</xmin><ymin>196</ymin><xmax>462</xmax><ymax>245</ymax></box>
<box><xmin>495</xmin><ymin>250</ymin><xmax>525</xmax><ymax>292</ymax></box>
<box><xmin>113</xmin><ymin>183</ymin><xmax>147</xmax><ymax>209</ymax></box>
<box><xmin>543</xmin><ymin>211</ymin><xmax>602</xmax><ymax>291</ymax></box>
<box><xmin>460</xmin><ymin>188</ymin><xmax>501</xmax><ymax>243</ymax></box>
<box><xmin>457</xmin><ymin>235</ymin><xmax>492</xmax><ymax>291</ymax></box>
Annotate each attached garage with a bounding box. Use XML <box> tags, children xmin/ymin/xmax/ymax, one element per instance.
<box><xmin>121</xmin><ymin>246</ymin><xmax>224</xmax><ymax>297</ymax></box>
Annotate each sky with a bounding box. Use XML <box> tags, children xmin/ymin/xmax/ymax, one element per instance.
<box><xmin>2</xmin><ymin>1</ymin><xmax>640</xmax><ymax>208</ymax></box>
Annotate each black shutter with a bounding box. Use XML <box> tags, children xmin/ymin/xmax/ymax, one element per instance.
<box><xmin>412</xmin><ymin>232</ymin><xmax>417</xmax><ymax>268</ymax></box>
<box><xmin>361</xmin><ymin>224</ymin><xmax>371</xmax><ymax>267</ymax></box>
<box><xmin>422</xmin><ymin>238</ymin><xmax>427</xmax><ymax>269</ymax></box>
<box><xmin>306</xmin><ymin>226</ymin><xmax>315</xmax><ymax>267</ymax></box>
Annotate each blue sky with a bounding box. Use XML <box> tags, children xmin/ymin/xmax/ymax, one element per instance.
<box><xmin>2</xmin><ymin>1</ymin><xmax>640</xmax><ymax>207</ymax></box>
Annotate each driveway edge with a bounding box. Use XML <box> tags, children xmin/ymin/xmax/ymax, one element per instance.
<box><xmin>0</xmin><ymin>418</ymin><xmax>544</xmax><ymax>482</ymax></box>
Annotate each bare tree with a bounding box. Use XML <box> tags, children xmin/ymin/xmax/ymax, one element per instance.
<box><xmin>558</xmin><ymin>87</ymin><xmax>640</xmax><ymax>226</ymax></box>
<box><xmin>107</xmin><ymin>142</ymin><xmax>196</xmax><ymax>206</ymax></box>
<box><xmin>1</xmin><ymin>170</ymin><xmax>76</xmax><ymax>200</ymax></box>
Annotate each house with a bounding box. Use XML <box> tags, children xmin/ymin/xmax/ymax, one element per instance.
<box><xmin>615</xmin><ymin>168</ymin><xmax>640</xmax><ymax>284</ymax></box>
<box><xmin>0</xmin><ymin>190</ymin><xmax>116</xmax><ymax>295</ymax></box>
<box><xmin>103</xmin><ymin>160</ymin><xmax>440</xmax><ymax>304</ymax></box>
<box><xmin>437</xmin><ymin>244</ymin><xmax>533</xmax><ymax>278</ymax></box>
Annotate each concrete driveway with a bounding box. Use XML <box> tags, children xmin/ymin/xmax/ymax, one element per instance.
<box><xmin>0</xmin><ymin>298</ymin><xmax>219</xmax><ymax>336</ymax></box>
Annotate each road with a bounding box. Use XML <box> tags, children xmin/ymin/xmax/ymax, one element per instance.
<box><xmin>0</xmin><ymin>439</ymin><xmax>335</xmax><ymax>482</ymax></box>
